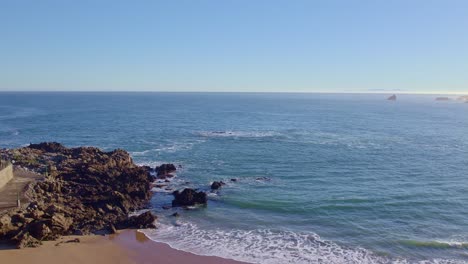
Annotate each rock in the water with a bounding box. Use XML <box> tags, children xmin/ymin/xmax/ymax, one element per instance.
<box><xmin>230</xmin><ymin>178</ymin><xmax>237</xmax><ymax>182</ymax></box>
<box><xmin>211</xmin><ymin>181</ymin><xmax>225</xmax><ymax>190</ymax></box>
<box><xmin>155</xmin><ymin>164</ymin><xmax>177</xmax><ymax>177</ymax></box>
<box><xmin>435</xmin><ymin>97</ymin><xmax>451</xmax><ymax>101</ymax></box>
<box><xmin>172</xmin><ymin>189</ymin><xmax>207</xmax><ymax>207</ymax></box>
<box><xmin>387</xmin><ymin>94</ymin><xmax>397</xmax><ymax>101</ymax></box>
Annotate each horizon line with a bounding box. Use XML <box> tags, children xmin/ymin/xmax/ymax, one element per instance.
<box><xmin>0</xmin><ymin>90</ymin><xmax>467</xmax><ymax>95</ymax></box>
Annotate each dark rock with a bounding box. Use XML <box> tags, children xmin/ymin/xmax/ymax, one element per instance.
<box><xmin>28</xmin><ymin>142</ymin><xmax>66</xmax><ymax>153</ymax></box>
<box><xmin>172</xmin><ymin>189</ymin><xmax>207</xmax><ymax>207</ymax></box>
<box><xmin>28</xmin><ymin>221</ymin><xmax>52</xmax><ymax>240</ymax></box>
<box><xmin>162</xmin><ymin>206</ymin><xmax>171</xmax><ymax>210</ymax></box>
<box><xmin>65</xmin><ymin>238</ymin><xmax>80</xmax><ymax>243</ymax></box>
<box><xmin>230</xmin><ymin>178</ymin><xmax>237</xmax><ymax>182</ymax></box>
<box><xmin>211</xmin><ymin>181</ymin><xmax>225</xmax><ymax>190</ymax></box>
<box><xmin>387</xmin><ymin>94</ymin><xmax>397</xmax><ymax>101</ymax></box>
<box><xmin>171</xmin><ymin>212</ymin><xmax>180</xmax><ymax>217</ymax></box>
<box><xmin>155</xmin><ymin>164</ymin><xmax>177</xmax><ymax>177</ymax></box>
<box><xmin>109</xmin><ymin>224</ymin><xmax>118</xmax><ymax>234</ymax></box>
<box><xmin>117</xmin><ymin>211</ymin><xmax>156</xmax><ymax>229</ymax></box>
<box><xmin>13</xmin><ymin>232</ymin><xmax>42</xmax><ymax>249</ymax></box>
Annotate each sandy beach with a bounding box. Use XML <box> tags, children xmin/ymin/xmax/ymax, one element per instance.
<box><xmin>0</xmin><ymin>230</ymin><xmax>248</xmax><ymax>264</ymax></box>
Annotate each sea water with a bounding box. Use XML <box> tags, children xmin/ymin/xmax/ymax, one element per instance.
<box><xmin>1</xmin><ymin>92</ymin><xmax>467</xmax><ymax>263</ymax></box>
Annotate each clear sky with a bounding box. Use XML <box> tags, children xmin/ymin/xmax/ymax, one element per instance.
<box><xmin>1</xmin><ymin>0</ymin><xmax>467</xmax><ymax>93</ymax></box>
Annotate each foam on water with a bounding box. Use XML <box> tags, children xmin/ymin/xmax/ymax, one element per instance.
<box><xmin>197</xmin><ymin>130</ymin><xmax>280</xmax><ymax>139</ymax></box>
<box><xmin>401</xmin><ymin>240</ymin><xmax>468</xmax><ymax>249</ymax></box>
<box><xmin>142</xmin><ymin>221</ymin><xmax>467</xmax><ymax>264</ymax></box>
<box><xmin>143</xmin><ymin>221</ymin><xmax>392</xmax><ymax>264</ymax></box>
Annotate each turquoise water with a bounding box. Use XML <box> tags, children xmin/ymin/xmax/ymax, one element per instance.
<box><xmin>1</xmin><ymin>92</ymin><xmax>467</xmax><ymax>263</ymax></box>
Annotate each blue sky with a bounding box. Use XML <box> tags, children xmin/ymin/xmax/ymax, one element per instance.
<box><xmin>1</xmin><ymin>0</ymin><xmax>467</xmax><ymax>93</ymax></box>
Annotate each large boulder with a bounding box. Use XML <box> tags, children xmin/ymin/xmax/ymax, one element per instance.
<box><xmin>117</xmin><ymin>211</ymin><xmax>156</xmax><ymax>229</ymax></box>
<box><xmin>13</xmin><ymin>232</ymin><xmax>42</xmax><ymax>249</ymax></box>
<box><xmin>28</xmin><ymin>221</ymin><xmax>52</xmax><ymax>240</ymax></box>
<box><xmin>155</xmin><ymin>164</ymin><xmax>177</xmax><ymax>177</ymax></box>
<box><xmin>172</xmin><ymin>188</ymin><xmax>207</xmax><ymax>207</ymax></box>
<box><xmin>211</xmin><ymin>181</ymin><xmax>225</xmax><ymax>190</ymax></box>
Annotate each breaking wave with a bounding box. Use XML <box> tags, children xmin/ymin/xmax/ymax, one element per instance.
<box><xmin>142</xmin><ymin>222</ymin><xmax>467</xmax><ymax>264</ymax></box>
<box><xmin>144</xmin><ymin>221</ymin><xmax>387</xmax><ymax>264</ymax></box>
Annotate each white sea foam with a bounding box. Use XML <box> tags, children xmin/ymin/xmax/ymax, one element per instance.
<box><xmin>143</xmin><ymin>222</ymin><xmax>386</xmax><ymax>264</ymax></box>
<box><xmin>142</xmin><ymin>222</ymin><xmax>467</xmax><ymax>264</ymax></box>
<box><xmin>197</xmin><ymin>130</ymin><xmax>280</xmax><ymax>139</ymax></box>
<box><xmin>130</xmin><ymin>140</ymin><xmax>204</xmax><ymax>156</ymax></box>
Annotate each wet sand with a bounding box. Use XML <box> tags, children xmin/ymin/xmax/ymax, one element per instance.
<box><xmin>0</xmin><ymin>230</ymin><xmax>248</xmax><ymax>264</ymax></box>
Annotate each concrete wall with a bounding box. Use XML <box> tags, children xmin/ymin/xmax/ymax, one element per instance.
<box><xmin>0</xmin><ymin>163</ymin><xmax>13</xmax><ymax>190</ymax></box>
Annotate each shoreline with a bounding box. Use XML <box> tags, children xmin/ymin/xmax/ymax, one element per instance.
<box><xmin>0</xmin><ymin>229</ymin><xmax>249</xmax><ymax>264</ymax></box>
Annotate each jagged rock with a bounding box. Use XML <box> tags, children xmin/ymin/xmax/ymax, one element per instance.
<box><xmin>172</xmin><ymin>189</ymin><xmax>207</xmax><ymax>207</ymax></box>
<box><xmin>117</xmin><ymin>211</ymin><xmax>156</xmax><ymax>229</ymax></box>
<box><xmin>155</xmin><ymin>164</ymin><xmax>177</xmax><ymax>177</ymax></box>
<box><xmin>387</xmin><ymin>94</ymin><xmax>397</xmax><ymax>101</ymax></box>
<box><xmin>28</xmin><ymin>221</ymin><xmax>52</xmax><ymax>240</ymax></box>
<box><xmin>13</xmin><ymin>232</ymin><xmax>42</xmax><ymax>249</ymax></box>
<box><xmin>28</xmin><ymin>142</ymin><xmax>66</xmax><ymax>153</ymax></box>
<box><xmin>230</xmin><ymin>178</ymin><xmax>237</xmax><ymax>182</ymax></box>
<box><xmin>211</xmin><ymin>181</ymin><xmax>225</xmax><ymax>190</ymax></box>
<box><xmin>50</xmin><ymin>213</ymin><xmax>73</xmax><ymax>233</ymax></box>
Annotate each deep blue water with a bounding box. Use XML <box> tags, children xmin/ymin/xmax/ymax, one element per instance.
<box><xmin>1</xmin><ymin>92</ymin><xmax>467</xmax><ymax>263</ymax></box>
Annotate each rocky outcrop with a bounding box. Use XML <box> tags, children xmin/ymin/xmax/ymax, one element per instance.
<box><xmin>172</xmin><ymin>189</ymin><xmax>207</xmax><ymax>207</ymax></box>
<box><xmin>0</xmin><ymin>142</ymin><xmax>156</xmax><ymax>248</ymax></box>
<box><xmin>387</xmin><ymin>94</ymin><xmax>397</xmax><ymax>101</ymax></box>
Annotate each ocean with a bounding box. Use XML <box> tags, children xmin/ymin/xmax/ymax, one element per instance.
<box><xmin>1</xmin><ymin>92</ymin><xmax>467</xmax><ymax>263</ymax></box>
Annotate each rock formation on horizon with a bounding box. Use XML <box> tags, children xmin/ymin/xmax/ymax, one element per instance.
<box><xmin>387</xmin><ymin>94</ymin><xmax>397</xmax><ymax>101</ymax></box>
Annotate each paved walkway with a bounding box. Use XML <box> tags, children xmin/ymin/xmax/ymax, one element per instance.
<box><xmin>0</xmin><ymin>167</ymin><xmax>42</xmax><ymax>211</ymax></box>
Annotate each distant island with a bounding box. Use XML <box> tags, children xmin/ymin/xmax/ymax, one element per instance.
<box><xmin>387</xmin><ymin>94</ymin><xmax>397</xmax><ymax>101</ymax></box>
<box><xmin>435</xmin><ymin>97</ymin><xmax>451</xmax><ymax>101</ymax></box>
